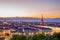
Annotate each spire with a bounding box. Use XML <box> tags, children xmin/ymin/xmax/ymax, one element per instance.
<box><xmin>22</xmin><ymin>28</ymin><xmax>25</xmax><ymax>33</ymax></box>
<box><xmin>40</xmin><ymin>14</ymin><xmax>45</xmax><ymax>26</ymax></box>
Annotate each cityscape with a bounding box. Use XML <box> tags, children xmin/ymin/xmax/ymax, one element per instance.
<box><xmin>0</xmin><ymin>17</ymin><xmax>60</xmax><ymax>40</ymax></box>
<box><xmin>0</xmin><ymin>0</ymin><xmax>60</xmax><ymax>40</ymax></box>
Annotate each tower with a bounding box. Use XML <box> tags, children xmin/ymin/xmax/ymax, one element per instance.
<box><xmin>40</xmin><ymin>14</ymin><xmax>45</xmax><ymax>26</ymax></box>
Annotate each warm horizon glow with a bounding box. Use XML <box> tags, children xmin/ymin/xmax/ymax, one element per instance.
<box><xmin>0</xmin><ymin>0</ymin><xmax>60</xmax><ymax>18</ymax></box>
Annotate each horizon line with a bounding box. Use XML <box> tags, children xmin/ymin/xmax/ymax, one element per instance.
<box><xmin>0</xmin><ymin>16</ymin><xmax>59</xmax><ymax>18</ymax></box>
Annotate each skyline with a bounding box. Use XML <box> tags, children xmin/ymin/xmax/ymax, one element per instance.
<box><xmin>0</xmin><ymin>0</ymin><xmax>60</xmax><ymax>18</ymax></box>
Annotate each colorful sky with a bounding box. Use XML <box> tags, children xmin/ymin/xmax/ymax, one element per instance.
<box><xmin>0</xmin><ymin>0</ymin><xmax>60</xmax><ymax>18</ymax></box>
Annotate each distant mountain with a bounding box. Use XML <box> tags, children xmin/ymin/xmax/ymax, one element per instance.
<box><xmin>0</xmin><ymin>17</ymin><xmax>60</xmax><ymax>22</ymax></box>
<box><xmin>53</xmin><ymin>18</ymin><xmax>60</xmax><ymax>20</ymax></box>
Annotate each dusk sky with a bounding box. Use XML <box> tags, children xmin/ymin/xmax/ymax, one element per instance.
<box><xmin>0</xmin><ymin>0</ymin><xmax>60</xmax><ymax>18</ymax></box>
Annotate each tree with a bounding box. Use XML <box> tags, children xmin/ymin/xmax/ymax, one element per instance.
<box><xmin>10</xmin><ymin>34</ymin><xmax>20</xmax><ymax>40</ymax></box>
<box><xmin>31</xmin><ymin>33</ymin><xmax>46</xmax><ymax>40</ymax></box>
<box><xmin>10</xmin><ymin>34</ymin><xmax>27</xmax><ymax>40</ymax></box>
<box><xmin>10</xmin><ymin>32</ymin><xmax>60</xmax><ymax>40</ymax></box>
<box><xmin>38</xmin><ymin>33</ymin><xmax>46</xmax><ymax>40</ymax></box>
<box><xmin>31</xmin><ymin>34</ymin><xmax>39</xmax><ymax>40</ymax></box>
<box><xmin>19</xmin><ymin>35</ymin><xmax>27</xmax><ymax>40</ymax></box>
<box><xmin>51</xmin><ymin>32</ymin><xmax>60</xmax><ymax>40</ymax></box>
<box><xmin>52</xmin><ymin>37</ymin><xmax>59</xmax><ymax>40</ymax></box>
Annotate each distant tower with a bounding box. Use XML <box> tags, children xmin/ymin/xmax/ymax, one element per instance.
<box><xmin>40</xmin><ymin>14</ymin><xmax>45</xmax><ymax>26</ymax></box>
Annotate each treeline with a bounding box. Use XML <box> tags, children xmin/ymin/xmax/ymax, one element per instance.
<box><xmin>10</xmin><ymin>32</ymin><xmax>60</xmax><ymax>40</ymax></box>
